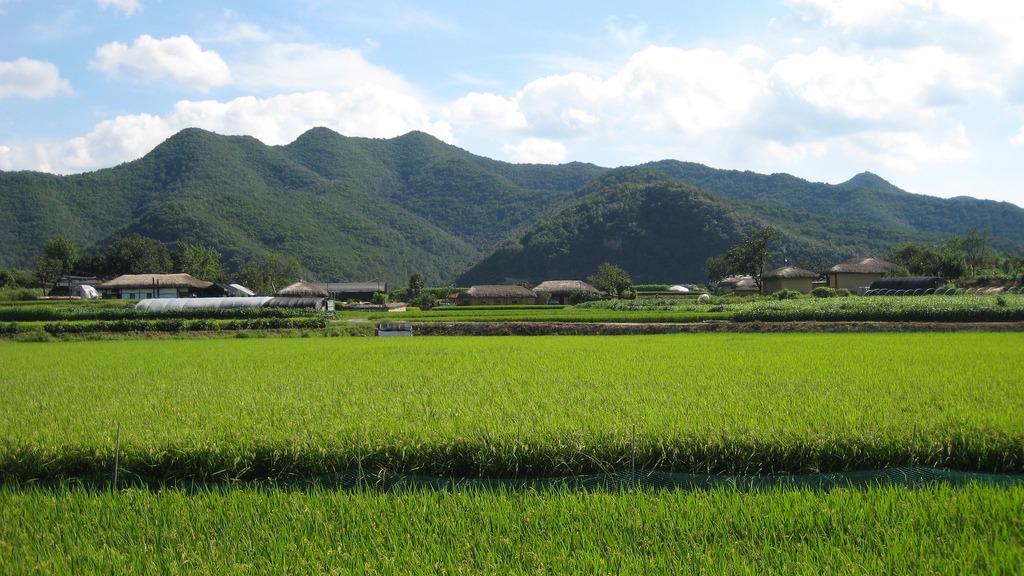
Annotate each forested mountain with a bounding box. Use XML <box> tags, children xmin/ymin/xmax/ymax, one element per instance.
<box><xmin>644</xmin><ymin>161</ymin><xmax>1024</xmax><ymax>250</ymax></box>
<box><xmin>2</xmin><ymin>127</ymin><xmax>1023</xmax><ymax>285</ymax></box>
<box><xmin>456</xmin><ymin>168</ymin><xmax>948</xmax><ymax>285</ymax></box>
<box><xmin>0</xmin><ymin>128</ymin><xmax>599</xmax><ymax>285</ymax></box>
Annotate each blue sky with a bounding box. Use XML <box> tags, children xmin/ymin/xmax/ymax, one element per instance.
<box><xmin>2</xmin><ymin>0</ymin><xmax>1023</xmax><ymax>208</ymax></box>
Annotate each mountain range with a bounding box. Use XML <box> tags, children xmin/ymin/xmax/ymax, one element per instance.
<box><xmin>2</xmin><ymin>127</ymin><xmax>1022</xmax><ymax>286</ymax></box>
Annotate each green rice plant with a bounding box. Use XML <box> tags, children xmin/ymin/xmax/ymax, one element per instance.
<box><xmin>2</xmin><ymin>332</ymin><xmax>1022</xmax><ymax>481</ymax></box>
<box><xmin>1</xmin><ymin>484</ymin><xmax>1021</xmax><ymax>573</ymax></box>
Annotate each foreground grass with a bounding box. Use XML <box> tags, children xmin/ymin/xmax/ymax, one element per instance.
<box><xmin>2</xmin><ymin>333</ymin><xmax>1023</xmax><ymax>481</ymax></box>
<box><xmin>1</xmin><ymin>484</ymin><xmax>1021</xmax><ymax>574</ymax></box>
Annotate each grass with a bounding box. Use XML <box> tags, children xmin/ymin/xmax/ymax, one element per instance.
<box><xmin>1</xmin><ymin>484</ymin><xmax>1021</xmax><ymax>574</ymax></box>
<box><xmin>2</xmin><ymin>332</ymin><xmax>1022</xmax><ymax>481</ymax></box>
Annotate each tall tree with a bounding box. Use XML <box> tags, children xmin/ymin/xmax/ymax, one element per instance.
<box><xmin>172</xmin><ymin>242</ymin><xmax>226</xmax><ymax>282</ymax></box>
<box><xmin>35</xmin><ymin>235</ymin><xmax>79</xmax><ymax>289</ymax></box>
<box><xmin>102</xmin><ymin>234</ymin><xmax>172</xmax><ymax>276</ymax></box>
<box><xmin>887</xmin><ymin>242</ymin><xmax>940</xmax><ymax>276</ymax></box>
<box><xmin>704</xmin><ymin>227</ymin><xmax>777</xmax><ymax>290</ymax></box>
<box><xmin>588</xmin><ymin>262</ymin><xmax>633</xmax><ymax>298</ymax></box>
<box><xmin>960</xmin><ymin>227</ymin><xmax>992</xmax><ymax>278</ymax></box>
<box><xmin>407</xmin><ymin>272</ymin><xmax>424</xmax><ymax>299</ymax></box>
<box><xmin>235</xmin><ymin>253</ymin><xmax>303</xmax><ymax>295</ymax></box>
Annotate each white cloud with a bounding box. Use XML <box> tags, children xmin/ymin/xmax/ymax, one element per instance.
<box><xmin>96</xmin><ymin>0</ymin><xmax>141</xmax><ymax>16</ymax></box>
<box><xmin>0</xmin><ymin>88</ymin><xmax>453</xmax><ymax>174</ymax></box>
<box><xmin>448</xmin><ymin>92</ymin><xmax>528</xmax><ymax>131</ymax></box>
<box><xmin>783</xmin><ymin>0</ymin><xmax>931</xmax><ymax>30</ymax></box>
<box><xmin>232</xmin><ymin>44</ymin><xmax>410</xmax><ymax>93</ymax></box>
<box><xmin>1012</xmin><ymin>126</ymin><xmax>1024</xmax><ymax>146</ymax></box>
<box><xmin>90</xmin><ymin>35</ymin><xmax>231</xmax><ymax>92</ymax></box>
<box><xmin>504</xmin><ymin>46</ymin><xmax>765</xmax><ymax>140</ymax></box>
<box><xmin>502</xmin><ymin>138</ymin><xmax>568</xmax><ymax>163</ymax></box>
<box><xmin>769</xmin><ymin>48</ymin><xmax>945</xmax><ymax>122</ymax></box>
<box><xmin>0</xmin><ymin>58</ymin><xmax>73</xmax><ymax>99</ymax></box>
<box><xmin>203</xmin><ymin>21</ymin><xmax>274</xmax><ymax>44</ymax></box>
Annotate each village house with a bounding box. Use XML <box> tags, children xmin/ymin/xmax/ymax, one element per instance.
<box><xmin>760</xmin><ymin>266</ymin><xmax>818</xmax><ymax>295</ymax></box>
<box><xmin>97</xmin><ymin>273</ymin><xmax>214</xmax><ymax>299</ymax></box>
<box><xmin>315</xmin><ymin>281</ymin><xmax>388</xmax><ymax>302</ymax></box>
<box><xmin>532</xmin><ymin>280</ymin><xmax>599</xmax><ymax>304</ymax></box>
<box><xmin>824</xmin><ymin>257</ymin><xmax>898</xmax><ymax>293</ymax></box>
<box><xmin>458</xmin><ymin>285</ymin><xmax>537</xmax><ymax>305</ymax></box>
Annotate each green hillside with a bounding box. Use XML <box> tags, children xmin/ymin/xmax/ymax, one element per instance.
<box><xmin>2</xmin><ymin>127</ymin><xmax>1022</xmax><ymax>286</ymax></box>
<box><xmin>456</xmin><ymin>168</ymin><xmax>934</xmax><ymax>285</ymax></box>
<box><xmin>645</xmin><ymin>160</ymin><xmax>1024</xmax><ymax>250</ymax></box>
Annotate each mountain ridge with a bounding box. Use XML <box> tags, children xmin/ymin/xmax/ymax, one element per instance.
<box><xmin>2</xmin><ymin>127</ymin><xmax>1022</xmax><ymax>285</ymax></box>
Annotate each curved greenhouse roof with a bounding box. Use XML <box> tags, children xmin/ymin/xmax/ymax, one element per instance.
<box><xmin>135</xmin><ymin>296</ymin><xmax>335</xmax><ymax>311</ymax></box>
<box><xmin>136</xmin><ymin>297</ymin><xmax>274</xmax><ymax>311</ymax></box>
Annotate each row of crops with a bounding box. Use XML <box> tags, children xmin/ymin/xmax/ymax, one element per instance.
<box><xmin>3</xmin><ymin>293</ymin><xmax>1023</xmax><ymax>335</ymax></box>
<box><xmin>3</xmin><ymin>484</ymin><xmax>1021</xmax><ymax>573</ymax></box>
<box><xmin>4</xmin><ymin>332</ymin><xmax>1022</xmax><ymax>481</ymax></box>
<box><xmin>4</xmin><ymin>332</ymin><xmax>1023</xmax><ymax>571</ymax></box>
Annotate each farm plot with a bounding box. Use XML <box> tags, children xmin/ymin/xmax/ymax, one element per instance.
<box><xmin>2</xmin><ymin>484</ymin><xmax>1022</xmax><ymax>574</ymax></box>
<box><xmin>2</xmin><ymin>332</ymin><xmax>1022</xmax><ymax>482</ymax></box>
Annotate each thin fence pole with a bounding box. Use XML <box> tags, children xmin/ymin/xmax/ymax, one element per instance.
<box><xmin>113</xmin><ymin>422</ymin><xmax>121</xmax><ymax>491</ymax></box>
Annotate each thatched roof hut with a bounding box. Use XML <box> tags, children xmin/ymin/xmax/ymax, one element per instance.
<box><xmin>533</xmin><ymin>280</ymin><xmax>599</xmax><ymax>304</ymax></box>
<box><xmin>459</xmin><ymin>285</ymin><xmax>537</xmax><ymax>305</ymax></box>
<box><xmin>824</xmin><ymin>257</ymin><xmax>898</xmax><ymax>293</ymax></box>
<box><xmin>98</xmin><ymin>273</ymin><xmax>214</xmax><ymax>299</ymax></box>
<box><xmin>825</xmin><ymin>257</ymin><xmax>898</xmax><ymax>275</ymax></box>
<box><xmin>763</xmin><ymin>266</ymin><xmax>818</xmax><ymax>280</ymax></box>
<box><xmin>277</xmin><ymin>280</ymin><xmax>330</xmax><ymax>297</ymax></box>
<box><xmin>761</xmin><ymin>266</ymin><xmax>818</xmax><ymax>294</ymax></box>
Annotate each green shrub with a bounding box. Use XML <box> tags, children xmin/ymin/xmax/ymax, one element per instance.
<box><xmin>811</xmin><ymin>287</ymin><xmax>837</xmax><ymax>298</ymax></box>
<box><xmin>773</xmin><ymin>289</ymin><xmax>802</xmax><ymax>300</ymax></box>
<box><xmin>569</xmin><ymin>289</ymin><xmax>601</xmax><ymax>305</ymax></box>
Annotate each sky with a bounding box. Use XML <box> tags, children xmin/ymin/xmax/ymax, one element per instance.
<box><xmin>2</xmin><ymin>1</ymin><xmax>1024</xmax><ymax>208</ymax></box>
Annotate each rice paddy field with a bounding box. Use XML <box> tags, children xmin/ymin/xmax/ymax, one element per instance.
<box><xmin>3</xmin><ymin>332</ymin><xmax>1023</xmax><ymax>572</ymax></box>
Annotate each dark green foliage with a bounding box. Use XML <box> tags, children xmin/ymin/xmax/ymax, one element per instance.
<box><xmin>99</xmin><ymin>234</ymin><xmax>173</xmax><ymax>276</ymax></box>
<box><xmin>235</xmin><ymin>252</ymin><xmax>304</xmax><ymax>295</ymax></box>
<box><xmin>774</xmin><ymin>289</ymin><xmax>802</xmax><ymax>300</ymax></box>
<box><xmin>35</xmin><ymin>236</ymin><xmax>78</xmax><ymax>289</ymax></box>
<box><xmin>811</xmin><ymin>286</ymin><xmax>837</xmax><ymax>298</ymax></box>
<box><xmin>0</xmin><ymin>269</ymin><xmax>17</xmax><ymax>288</ymax></box>
<box><xmin>569</xmin><ymin>289</ymin><xmax>602</xmax><ymax>304</ymax></box>
<box><xmin>647</xmin><ymin>161</ymin><xmax>1024</xmax><ymax>250</ymax></box>
<box><xmin>705</xmin><ymin>227</ymin><xmax>777</xmax><ymax>287</ymax></box>
<box><xmin>588</xmin><ymin>262</ymin><xmax>634</xmax><ymax>298</ymax></box>
<box><xmin>172</xmin><ymin>242</ymin><xmax>226</xmax><ymax>282</ymax></box>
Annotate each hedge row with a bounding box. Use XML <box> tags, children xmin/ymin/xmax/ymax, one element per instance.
<box><xmin>42</xmin><ymin>318</ymin><xmax>329</xmax><ymax>335</ymax></box>
<box><xmin>0</xmin><ymin>306</ymin><xmax>323</xmax><ymax>322</ymax></box>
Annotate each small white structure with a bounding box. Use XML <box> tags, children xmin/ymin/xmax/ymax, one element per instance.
<box><xmin>72</xmin><ymin>285</ymin><xmax>100</xmax><ymax>299</ymax></box>
<box><xmin>668</xmin><ymin>285</ymin><xmax>690</xmax><ymax>293</ymax></box>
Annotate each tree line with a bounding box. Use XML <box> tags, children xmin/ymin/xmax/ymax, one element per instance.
<box><xmin>0</xmin><ymin>234</ymin><xmax>306</xmax><ymax>296</ymax></box>
<box><xmin>705</xmin><ymin>226</ymin><xmax>1024</xmax><ymax>288</ymax></box>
